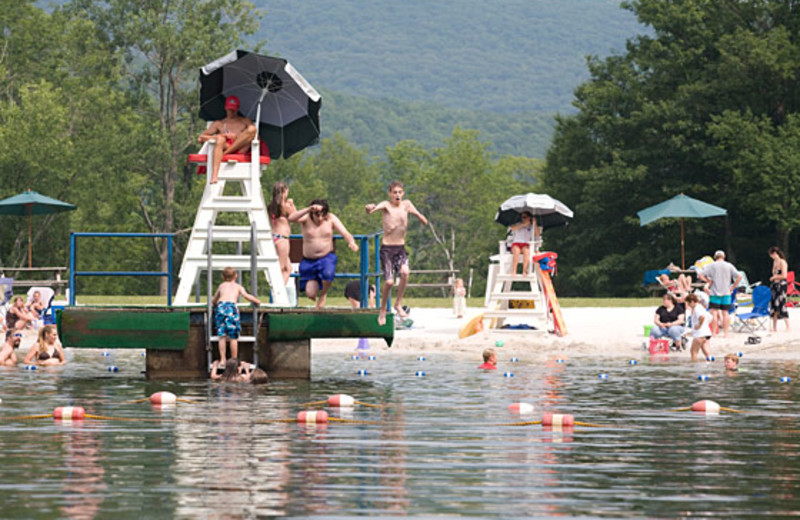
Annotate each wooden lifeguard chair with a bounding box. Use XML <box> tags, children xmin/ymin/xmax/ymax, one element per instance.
<box><xmin>174</xmin><ymin>138</ymin><xmax>289</xmax><ymax>306</ymax></box>
<box><xmin>483</xmin><ymin>238</ymin><xmax>550</xmax><ymax>333</ymax></box>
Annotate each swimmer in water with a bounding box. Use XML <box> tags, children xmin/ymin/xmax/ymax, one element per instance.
<box><xmin>478</xmin><ymin>348</ymin><xmax>498</xmax><ymax>370</ymax></box>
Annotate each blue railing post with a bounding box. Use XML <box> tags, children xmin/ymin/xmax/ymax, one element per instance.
<box><xmin>69</xmin><ymin>232</ymin><xmax>76</xmax><ymax>306</ymax></box>
<box><xmin>359</xmin><ymin>235</ymin><xmax>369</xmax><ymax>308</ymax></box>
<box><xmin>167</xmin><ymin>235</ymin><xmax>173</xmax><ymax>307</ymax></box>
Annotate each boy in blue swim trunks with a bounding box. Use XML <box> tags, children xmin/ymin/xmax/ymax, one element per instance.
<box><xmin>289</xmin><ymin>199</ymin><xmax>358</xmax><ymax>309</ymax></box>
<box><xmin>212</xmin><ymin>267</ymin><xmax>261</xmax><ymax>364</ymax></box>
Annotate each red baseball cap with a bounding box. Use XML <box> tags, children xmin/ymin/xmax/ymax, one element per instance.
<box><xmin>225</xmin><ymin>95</ymin><xmax>240</xmax><ymax>110</ymax></box>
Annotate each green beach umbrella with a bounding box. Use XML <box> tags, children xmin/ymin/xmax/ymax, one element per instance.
<box><xmin>637</xmin><ymin>193</ymin><xmax>726</xmax><ymax>270</ymax></box>
<box><xmin>0</xmin><ymin>189</ymin><xmax>77</xmax><ymax>268</ymax></box>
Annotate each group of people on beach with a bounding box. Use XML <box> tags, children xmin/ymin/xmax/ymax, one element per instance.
<box><xmin>651</xmin><ymin>247</ymin><xmax>791</xmax><ymax>362</ymax></box>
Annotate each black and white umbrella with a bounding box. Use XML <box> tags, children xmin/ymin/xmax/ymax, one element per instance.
<box><xmin>199</xmin><ymin>50</ymin><xmax>321</xmax><ymax>159</ymax></box>
<box><xmin>494</xmin><ymin>193</ymin><xmax>573</xmax><ymax>229</ymax></box>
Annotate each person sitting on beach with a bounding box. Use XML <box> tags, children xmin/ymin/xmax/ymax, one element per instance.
<box><xmin>724</xmin><ymin>353</ymin><xmax>739</xmax><ymax>373</ymax></box>
<box><xmin>290</xmin><ymin>199</ymin><xmax>358</xmax><ymax>309</ymax></box>
<box><xmin>23</xmin><ymin>324</ymin><xmax>65</xmax><ymax>366</ymax></box>
<box><xmin>365</xmin><ymin>181</ymin><xmax>428</xmax><ymax>326</ymax></box>
<box><xmin>685</xmin><ymin>293</ymin><xmax>712</xmax><ymax>362</ymax></box>
<box><xmin>268</xmin><ymin>181</ymin><xmax>297</xmax><ymax>287</ymax></box>
<box><xmin>197</xmin><ymin>95</ymin><xmax>257</xmax><ymax>184</ymax></box>
<box><xmin>650</xmin><ymin>293</ymin><xmax>686</xmax><ymax>349</ymax></box>
<box><xmin>212</xmin><ymin>267</ymin><xmax>261</xmax><ymax>365</ymax></box>
<box><xmin>0</xmin><ymin>331</ymin><xmax>22</xmax><ymax>366</ymax></box>
<box><xmin>657</xmin><ymin>273</ymin><xmax>693</xmax><ymax>300</ymax></box>
<box><xmin>6</xmin><ymin>297</ymin><xmax>35</xmax><ymax>332</ymax></box>
<box><xmin>478</xmin><ymin>348</ymin><xmax>498</xmax><ymax>370</ymax></box>
<box><xmin>210</xmin><ymin>358</ymin><xmax>252</xmax><ymax>382</ymax></box>
<box><xmin>26</xmin><ymin>290</ymin><xmax>47</xmax><ymax>326</ymax></box>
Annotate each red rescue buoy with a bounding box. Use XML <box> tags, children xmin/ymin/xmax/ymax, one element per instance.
<box><xmin>297</xmin><ymin>410</ymin><xmax>329</xmax><ymax>424</ymax></box>
<box><xmin>541</xmin><ymin>413</ymin><xmax>575</xmax><ymax>428</ymax></box>
<box><xmin>509</xmin><ymin>402</ymin><xmax>535</xmax><ymax>414</ymax></box>
<box><xmin>150</xmin><ymin>391</ymin><xmax>177</xmax><ymax>405</ymax></box>
<box><xmin>691</xmin><ymin>400</ymin><xmax>720</xmax><ymax>414</ymax></box>
<box><xmin>53</xmin><ymin>406</ymin><xmax>85</xmax><ymax>421</ymax></box>
<box><xmin>327</xmin><ymin>394</ymin><xmax>355</xmax><ymax>408</ymax></box>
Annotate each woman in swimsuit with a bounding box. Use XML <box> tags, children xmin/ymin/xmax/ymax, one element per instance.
<box><xmin>23</xmin><ymin>324</ymin><xmax>66</xmax><ymax>366</ymax></box>
<box><xmin>268</xmin><ymin>181</ymin><xmax>297</xmax><ymax>286</ymax></box>
<box><xmin>768</xmin><ymin>246</ymin><xmax>790</xmax><ymax>332</ymax></box>
<box><xmin>6</xmin><ymin>297</ymin><xmax>35</xmax><ymax>332</ymax></box>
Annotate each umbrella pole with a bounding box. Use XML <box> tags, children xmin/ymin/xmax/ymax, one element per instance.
<box><xmin>28</xmin><ymin>208</ymin><xmax>32</xmax><ymax>269</ymax></box>
<box><xmin>680</xmin><ymin>217</ymin><xmax>685</xmax><ymax>270</ymax></box>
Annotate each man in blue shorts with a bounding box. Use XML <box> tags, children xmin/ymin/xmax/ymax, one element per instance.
<box><xmin>699</xmin><ymin>250</ymin><xmax>742</xmax><ymax>338</ymax></box>
<box><xmin>289</xmin><ymin>199</ymin><xmax>358</xmax><ymax>309</ymax></box>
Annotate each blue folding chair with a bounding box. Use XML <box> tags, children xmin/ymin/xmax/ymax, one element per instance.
<box><xmin>733</xmin><ymin>285</ymin><xmax>771</xmax><ymax>333</ymax></box>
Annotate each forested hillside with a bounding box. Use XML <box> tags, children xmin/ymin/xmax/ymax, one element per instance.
<box><xmin>254</xmin><ymin>0</ymin><xmax>642</xmax><ymax>156</ymax></box>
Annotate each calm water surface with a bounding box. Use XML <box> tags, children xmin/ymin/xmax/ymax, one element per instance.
<box><xmin>1</xmin><ymin>348</ymin><xmax>799</xmax><ymax>518</ymax></box>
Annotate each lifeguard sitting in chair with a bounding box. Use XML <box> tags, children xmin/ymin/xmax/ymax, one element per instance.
<box><xmin>507</xmin><ymin>212</ymin><xmax>542</xmax><ymax>275</ymax></box>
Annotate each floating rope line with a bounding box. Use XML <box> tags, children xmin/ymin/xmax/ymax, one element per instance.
<box><xmin>327</xmin><ymin>417</ymin><xmax>382</xmax><ymax>425</ymax></box>
<box><xmin>0</xmin><ymin>413</ymin><xmax>54</xmax><ymax>421</ymax></box>
<box><xmin>126</xmin><ymin>397</ymin><xmax>197</xmax><ymax>405</ymax></box>
<box><xmin>300</xmin><ymin>397</ymin><xmax>384</xmax><ymax>409</ymax></box>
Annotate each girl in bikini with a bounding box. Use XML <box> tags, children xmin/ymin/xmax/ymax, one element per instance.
<box><xmin>23</xmin><ymin>324</ymin><xmax>66</xmax><ymax>366</ymax></box>
<box><xmin>269</xmin><ymin>182</ymin><xmax>297</xmax><ymax>286</ymax></box>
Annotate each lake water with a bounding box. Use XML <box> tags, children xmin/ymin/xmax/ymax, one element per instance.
<box><xmin>1</xmin><ymin>348</ymin><xmax>799</xmax><ymax>518</ymax></box>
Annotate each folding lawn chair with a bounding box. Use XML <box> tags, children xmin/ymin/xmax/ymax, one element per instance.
<box><xmin>786</xmin><ymin>271</ymin><xmax>800</xmax><ymax>308</ymax></box>
<box><xmin>26</xmin><ymin>286</ymin><xmax>55</xmax><ymax>326</ymax></box>
<box><xmin>732</xmin><ymin>285</ymin><xmax>770</xmax><ymax>333</ymax></box>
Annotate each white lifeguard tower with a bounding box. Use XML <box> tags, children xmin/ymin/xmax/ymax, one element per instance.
<box><xmin>174</xmin><ymin>139</ymin><xmax>289</xmax><ymax>306</ymax></box>
<box><xmin>483</xmin><ymin>238</ymin><xmax>550</xmax><ymax>332</ymax></box>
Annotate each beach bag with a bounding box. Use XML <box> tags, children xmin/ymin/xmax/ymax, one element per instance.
<box><xmin>648</xmin><ymin>338</ymin><xmax>670</xmax><ymax>355</ymax></box>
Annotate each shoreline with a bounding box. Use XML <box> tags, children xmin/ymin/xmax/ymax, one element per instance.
<box><xmin>314</xmin><ymin>306</ymin><xmax>800</xmax><ymax>361</ymax></box>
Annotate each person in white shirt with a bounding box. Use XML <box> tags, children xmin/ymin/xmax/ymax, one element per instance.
<box><xmin>685</xmin><ymin>293</ymin><xmax>712</xmax><ymax>362</ymax></box>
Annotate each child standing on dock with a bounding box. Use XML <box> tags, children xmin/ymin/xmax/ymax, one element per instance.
<box><xmin>212</xmin><ymin>267</ymin><xmax>261</xmax><ymax>364</ymax></box>
<box><xmin>365</xmin><ymin>181</ymin><xmax>428</xmax><ymax>326</ymax></box>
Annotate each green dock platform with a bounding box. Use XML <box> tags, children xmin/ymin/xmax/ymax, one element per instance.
<box><xmin>57</xmin><ymin>306</ymin><xmax>393</xmax><ymax>379</ymax></box>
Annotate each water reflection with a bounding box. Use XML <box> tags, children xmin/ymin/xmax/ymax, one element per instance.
<box><xmin>2</xmin><ymin>351</ymin><xmax>800</xmax><ymax>517</ymax></box>
<box><xmin>59</xmin><ymin>424</ymin><xmax>106</xmax><ymax>519</ymax></box>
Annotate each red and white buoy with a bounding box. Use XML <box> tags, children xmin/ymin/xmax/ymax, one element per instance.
<box><xmin>509</xmin><ymin>402</ymin><xmax>535</xmax><ymax>414</ymax></box>
<box><xmin>327</xmin><ymin>394</ymin><xmax>355</xmax><ymax>408</ymax></box>
<box><xmin>150</xmin><ymin>391</ymin><xmax>177</xmax><ymax>405</ymax></box>
<box><xmin>297</xmin><ymin>410</ymin><xmax>329</xmax><ymax>424</ymax></box>
<box><xmin>541</xmin><ymin>413</ymin><xmax>575</xmax><ymax>428</ymax></box>
<box><xmin>691</xmin><ymin>400</ymin><xmax>720</xmax><ymax>414</ymax></box>
<box><xmin>53</xmin><ymin>406</ymin><xmax>85</xmax><ymax>421</ymax></box>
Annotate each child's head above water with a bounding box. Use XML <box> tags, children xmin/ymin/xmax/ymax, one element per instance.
<box><xmin>482</xmin><ymin>348</ymin><xmax>497</xmax><ymax>364</ymax></box>
<box><xmin>724</xmin><ymin>353</ymin><xmax>739</xmax><ymax>371</ymax></box>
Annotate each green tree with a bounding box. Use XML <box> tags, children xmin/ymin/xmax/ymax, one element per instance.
<box><xmin>542</xmin><ymin>0</ymin><xmax>800</xmax><ymax>296</ymax></box>
<box><xmin>71</xmin><ymin>0</ymin><xmax>262</xmax><ymax>294</ymax></box>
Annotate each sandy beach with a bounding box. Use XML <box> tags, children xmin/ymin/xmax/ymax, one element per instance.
<box><xmin>314</xmin><ymin>305</ymin><xmax>800</xmax><ymax>361</ymax></box>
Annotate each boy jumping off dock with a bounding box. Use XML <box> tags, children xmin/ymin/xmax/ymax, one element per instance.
<box><xmin>366</xmin><ymin>181</ymin><xmax>428</xmax><ymax>326</ymax></box>
<box><xmin>212</xmin><ymin>267</ymin><xmax>261</xmax><ymax>364</ymax></box>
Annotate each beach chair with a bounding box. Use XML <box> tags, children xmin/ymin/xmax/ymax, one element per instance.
<box><xmin>0</xmin><ymin>278</ymin><xmax>12</xmax><ymax>330</ymax></box>
<box><xmin>786</xmin><ymin>271</ymin><xmax>800</xmax><ymax>308</ymax></box>
<box><xmin>26</xmin><ymin>286</ymin><xmax>55</xmax><ymax>326</ymax></box>
<box><xmin>732</xmin><ymin>285</ymin><xmax>770</xmax><ymax>333</ymax></box>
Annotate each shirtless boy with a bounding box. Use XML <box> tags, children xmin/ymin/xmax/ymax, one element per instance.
<box><xmin>212</xmin><ymin>267</ymin><xmax>261</xmax><ymax>364</ymax></box>
<box><xmin>289</xmin><ymin>199</ymin><xmax>358</xmax><ymax>309</ymax></box>
<box><xmin>197</xmin><ymin>95</ymin><xmax>257</xmax><ymax>184</ymax></box>
<box><xmin>365</xmin><ymin>181</ymin><xmax>428</xmax><ymax>326</ymax></box>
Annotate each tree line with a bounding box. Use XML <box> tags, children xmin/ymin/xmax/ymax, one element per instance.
<box><xmin>3</xmin><ymin>0</ymin><xmax>799</xmax><ymax>299</ymax></box>
<box><xmin>0</xmin><ymin>1</ymin><xmax>539</xmax><ymax>298</ymax></box>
